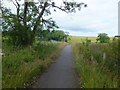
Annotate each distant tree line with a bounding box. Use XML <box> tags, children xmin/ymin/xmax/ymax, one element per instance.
<box><xmin>38</xmin><ymin>30</ymin><xmax>68</xmax><ymax>42</ymax></box>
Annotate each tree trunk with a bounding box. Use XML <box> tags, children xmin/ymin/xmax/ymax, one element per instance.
<box><xmin>32</xmin><ymin>2</ymin><xmax>48</xmax><ymax>34</ymax></box>
<box><xmin>23</xmin><ymin>1</ymin><xmax>28</xmax><ymax>26</ymax></box>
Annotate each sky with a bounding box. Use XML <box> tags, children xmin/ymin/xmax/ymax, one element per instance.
<box><xmin>2</xmin><ymin>0</ymin><xmax>119</xmax><ymax>36</ymax></box>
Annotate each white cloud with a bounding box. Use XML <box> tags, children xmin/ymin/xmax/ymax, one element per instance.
<box><xmin>2</xmin><ymin>0</ymin><xmax>119</xmax><ymax>36</ymax></box>
<box><xmin>50</xmin><ymin>0</ymin><xmax>119</xmax><ymax>36</ymax></box>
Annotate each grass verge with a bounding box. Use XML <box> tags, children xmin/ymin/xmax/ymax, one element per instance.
<box><xmin>72</xmin><ymin>42</ymin><xmax>118</xmax><ymax>88</ymax></box>
<box><xmin>2</xmin><ymin>42</ymin><xmax>67</xmax><ymax>88</ymax></box>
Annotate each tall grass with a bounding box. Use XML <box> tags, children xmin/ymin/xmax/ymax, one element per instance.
<box><xmin>72</xmin><ymin>39</ymin><xmax>119</xmax><ymax>88</ymax></box>
<box><xmin>2</xmin><ymin>42</ymin><xmax>66</xmax><ymax>88</ymax></box>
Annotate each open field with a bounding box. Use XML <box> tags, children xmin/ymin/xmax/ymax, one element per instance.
<box><xmin>68</xmin><ymin>36</ymin><xmax>114</xmax><ymax>43</ymax></box>
<box><xmin>68</xmin><ymin>36</ymin><xmax>97</xmax><ymax>43</ymax></box>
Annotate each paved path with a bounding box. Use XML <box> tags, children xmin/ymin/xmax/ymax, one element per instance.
<box><xmin>32</xmin><ymin>45</ymin><xmax>78</xmax><ymax>88</ymax></box>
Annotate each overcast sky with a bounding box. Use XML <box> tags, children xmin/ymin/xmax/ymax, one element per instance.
<box><xmin>3</xmin><ymin>0</ymin><xmax>119</xmax><ymax>36</ymax></box>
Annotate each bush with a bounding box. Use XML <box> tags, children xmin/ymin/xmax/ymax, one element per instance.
<box><xmin>96</xmin><ymin>33</ymin><xmax>110</xmax><ymax>43</ymax></box>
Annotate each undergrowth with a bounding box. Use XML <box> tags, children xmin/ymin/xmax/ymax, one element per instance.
<box><xmin>2</xmin><ymin>42</ymin><xmax>66</xmax><ymax>88</ymax></box>
<box><xmin>72</xmin><ymin>38</ymin><xmax>119</xmax><ymax>88</ymax></box>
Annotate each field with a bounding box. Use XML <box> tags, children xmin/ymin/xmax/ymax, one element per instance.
<box><xmin>71</xmin><ymin>37</ymin><xmax>120</xmax><ymax>88</ymax></box>
<box><xmin>68</xmin><ymin>36</ymin><xmax>114</xmax><ymax>43</ymax></box>
<box><xmin>69</xmin><ymin>36</ymin><xmax>97</xmax><ymax>43</ymax></box>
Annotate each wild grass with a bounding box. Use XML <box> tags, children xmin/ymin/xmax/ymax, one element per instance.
<box><xmin>2</xmin><ymin>42</ymin><xmax>67</xmax><ymax>88</ymax></box>
<box><xmin>72</xmin><ymin>39</ymin><xmax>119</xmax><ymax>88</ymax></box>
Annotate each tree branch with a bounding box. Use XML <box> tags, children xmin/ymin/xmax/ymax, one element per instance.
<box><xmin>32</xmin><ymin>1</ymin><xmax>48</xmax><ymax>34</ymax></box>
<box><xmin>51</xmin><ymin>4</ymin><xmax>68</xmax><ymax>13</ymax></box>
<box><xmin>15</xmin><ymin>0</ymin><xmax>20</xmax><ymax>7</ymax></box>
<box><xmin>11</xmin><ymin>0</ymin><xmax>17</xmax><ymax>8</ymax></box>
<box><xmin>23</xmin><ymin>1</ymin><xmax>29</xmax><ymax>26</ymax></box>
<box><xmin>11</xmin><ymin>0</ymin><xmax>20</xmax><ymax>19</ymax></box>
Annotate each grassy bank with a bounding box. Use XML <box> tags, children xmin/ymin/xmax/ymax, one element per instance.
<box><xmin>72</xmin><ymin>39</ymin><xmax>119</xmax><ymax>88</ymax></box>
<box><xmin>2</xmin><ymin>42</ymin><xmax>67</xmax><ymax>88</ymax></box>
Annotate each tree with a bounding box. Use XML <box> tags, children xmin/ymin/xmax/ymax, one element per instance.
<box><xmin>1</xmin><ymin>0</ymin><xmax>87</xmax><ymax>46</ymax></box>
<box><xmin>51</xmin><ymin>30</ymin><xmax>67</xmax><ymax>41</ymax></box>
<box><xmin>39</xmin><ymin>30</ymin><xmax>51</xmax><ymax>41</ymax></box>
<box><xmin>96</xmin><ymin>33</ymin><xmax>110</xmax><ymax>43</ymax></box>
<box><xmin>38</xmin><ymin>30</ymin><xmax>68</xmax><ymax>41</ymax></box>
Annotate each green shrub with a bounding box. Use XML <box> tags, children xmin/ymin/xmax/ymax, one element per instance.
<box><xmin>96</xmin><ymin>33</ymin><xmax>110</xmax><ymax>43</ymax></box>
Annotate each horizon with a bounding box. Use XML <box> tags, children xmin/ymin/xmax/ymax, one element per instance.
<box><xmin>69</xmin><ymin>34</ymin><xmax>117</xmax><ymax>37</ymax></box>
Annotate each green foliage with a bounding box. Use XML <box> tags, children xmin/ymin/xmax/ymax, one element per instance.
<box><xmin>38</xmin><ymin>30</ymin><xmax>68</xmax><ymax>41</ymax></box>
<box><xmin>7</xmin><ymin>28</ymin><xmax>34</xmax><ymax>46</ymax></box>
<box><xmin>1</xmin><ymin>6</ymin><xmax>34</xmax><ymax>46</ymax></box>
<box><xmin>2</xmin><ymin>42</ymin><xmax>65</xmax><ymax>88</ymax></box>
<box><xmin>96</xmin><ymin>33</ymin><xmax>110</xmax><ymax>43</ymax></box>
<box><xmin>83</xmin><ymin>38</ymin><xmax>91</xmax><ymax>46</ymax></box>
<box><xmin>39</xmin><ymin>30</ymin><xmax>51</xmax><ymax>41</ymax></box>
<box><xmin>51</xmin><ymin>30</ymin><xmax>68</xmax><ymax>41</ymax></box>
<box><xmin>72</xmin><ymin>39</ymin><xmax>118</xmax><ymax>88</ymax></box>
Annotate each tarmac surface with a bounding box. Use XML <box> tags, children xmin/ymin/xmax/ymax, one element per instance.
<box><xmin>32</xmin><ymin>45</ymin><xmax>78</xmax><ymax>88</ymax></box>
